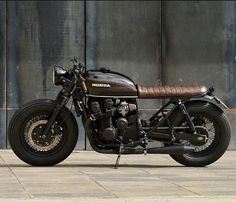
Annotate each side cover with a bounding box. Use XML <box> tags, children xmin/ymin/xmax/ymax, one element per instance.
<box><xmin>85</xmin><ymin>70</ymin><xmax>138</xmax><ymax>97</ymax></box>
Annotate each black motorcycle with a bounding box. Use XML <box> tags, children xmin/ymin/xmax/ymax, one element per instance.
<box><xmin>8</xmin><ymin>58</ymin><xmax>231</xmax><ymax>168</ymax></box>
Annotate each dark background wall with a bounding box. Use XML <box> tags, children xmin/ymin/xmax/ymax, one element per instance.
<box><xmin>1</xmin><ymin>1</ymin><xmax>236</xmax><ymax>149</ymax></box>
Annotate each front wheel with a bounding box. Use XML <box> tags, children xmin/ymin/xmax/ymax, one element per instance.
<box><xmin>8</xmin><ymin>99</ymin><xmax>78</xmax><ymax>166</ymax></box>
<box><xmin>170</xmin><ymin>102</ymin><xmax>231</xmax><ymax>167</ymax></box>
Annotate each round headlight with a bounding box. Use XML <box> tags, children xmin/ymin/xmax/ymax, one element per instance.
<box><xmin>53</xmin><ymin>66</ymin><xmax>67</xmax><ymax>86</ymax></box>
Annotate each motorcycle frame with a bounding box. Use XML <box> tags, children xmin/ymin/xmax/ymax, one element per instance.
<box><xmin>43</xmin><ymin>77</ymin><xmax>222</xmax><ymax>150</ymax></box>
<box><xmin>149</xmin><ymin>99</ymin><xmax>196</xmax><ymax>133</ymax></box>
<box><xmin>38</xmin><ymin>68</ymin><xmax>229</xmax><ymax>171</ymax></box>
<box><xmin>72</xmin><ymin>88</ymin><xmax>198</xmax><ymax>145</ymax></box>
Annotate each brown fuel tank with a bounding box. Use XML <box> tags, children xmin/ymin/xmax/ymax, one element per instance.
<box><xmin>84</xmin><ymin>69</ymin><xmax>138</xmax><ymax>97</ymax></box>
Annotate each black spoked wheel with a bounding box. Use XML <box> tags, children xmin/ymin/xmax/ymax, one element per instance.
<box><xmin>8</xmin><ymin>99</ymin><xmax>78</xmax><ymax>166</ymax></box>
<box><xmin>170</xmin><ymin>102</ymin><xmax>231</xmax><ymax>167</ymax></box>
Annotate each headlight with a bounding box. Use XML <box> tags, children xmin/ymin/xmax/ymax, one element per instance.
<box><xmin>53</xmin><ymin>66</ymin><xmax>67</xmax><ymax>86</ymax></box>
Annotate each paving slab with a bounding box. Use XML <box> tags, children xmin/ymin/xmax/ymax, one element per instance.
<box><xmin>0</xmin><ymin>150</ymin><xmax>235</xmax><ymax>201</ymax></box>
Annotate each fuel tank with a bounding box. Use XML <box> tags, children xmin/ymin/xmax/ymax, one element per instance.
<box><xmin>84</xmin><ymin>69</ymin><xmax>138</xmax><ymax>97</ymax></box>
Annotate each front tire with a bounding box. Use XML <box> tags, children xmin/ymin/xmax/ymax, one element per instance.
<box><xmin>170</xmin><ymin>102</ymin><xmax>231</xmax><ymax>167</ymax></box>
<box><xmin>8</xmin><ymin>99</ymin><xmax>78</xmax><ymax>166</ymax></box>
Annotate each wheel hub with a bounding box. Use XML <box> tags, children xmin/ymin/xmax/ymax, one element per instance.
<box><xmin>24</xmin><ymin>117</ymin><xmax>63</xmax><ymax>152</ymax></box>
<box><xmin>190</xmin><ymin>127</ymin><xmax>209</xmax><ymax>146</ymax></box>
<box><xmin>179</xmin><ymin>116</ymin><xmax>216</xmax><ymax>153</ymax></box>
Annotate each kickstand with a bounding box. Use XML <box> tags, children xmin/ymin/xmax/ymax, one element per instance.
<box><xmin>114</xmin><ymin>144</ymin><xmax>123</xmax><ymax>169</ymax></box>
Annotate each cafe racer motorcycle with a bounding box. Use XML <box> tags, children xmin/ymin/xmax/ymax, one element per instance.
<box><xmin>8</xmin><ymin>59</ymin><xmax>231</xmax><ymax>168</ymax></box>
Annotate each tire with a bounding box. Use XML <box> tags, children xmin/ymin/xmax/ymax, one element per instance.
<box><xmin>8</xmin><ymin>99</ymin><xmax>78</xmax><ymax>166</ymax></box>
<box><xmin>170</xmin><ymin>102</ymin><xmax>231</xmax><ymax>167</ymax></box>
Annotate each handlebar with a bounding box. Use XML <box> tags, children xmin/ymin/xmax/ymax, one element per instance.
<box><xmin>70</xmin><ymin>57</ymin><xmax>86</xmax><ymax>76</ymax></box>
<box><xmin>71</xmin><ymin>58</ymin><xmax>87</xmax><ymax>92</ymax></box>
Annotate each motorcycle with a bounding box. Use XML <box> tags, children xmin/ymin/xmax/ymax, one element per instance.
<box><xmin>8</xmin><ymin>58</ymin><xmax>231</xmax><ymax>168</ymax></box>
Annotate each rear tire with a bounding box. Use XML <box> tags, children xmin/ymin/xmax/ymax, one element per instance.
<box><xmin>170</xmin><ymin>102</ymin><xmax>231</xmax><ymax>167</ymax></box>
<box><xmin>8</xmin><ymin>99</ymin><xmax>78</xmax><ymax>166</ymax></box>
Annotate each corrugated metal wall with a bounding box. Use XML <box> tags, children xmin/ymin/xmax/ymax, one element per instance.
<box><xmin>1</xmin><ymin>1</ymin><xmax>236</xmax><ymax>149</ymax></box>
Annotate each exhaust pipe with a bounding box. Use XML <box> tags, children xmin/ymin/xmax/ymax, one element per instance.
<box><xmin>121</xmin><ymin>145</ymin><xmax>195</xmax><ymax>155</ymax></box>
<box><xmin>85</xmin><ymin>120</ymin><xmax>195</xmax><ymax>155</ymax></box>
<box><xmin>146</xmin><ymin>145</ymin><xmax>195</xmax><ymax>154</ymax></box>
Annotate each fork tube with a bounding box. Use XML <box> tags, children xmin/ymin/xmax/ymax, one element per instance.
<box><xmin>43</xmin><ymin>94</ymin><xmax>69</xmax><ymax>136</ymax></box>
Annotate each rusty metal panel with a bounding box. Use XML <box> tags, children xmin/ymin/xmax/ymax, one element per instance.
<box><xmin>87</xmin><ymin>1</ymin><xmax>161</xmax><ymax>109</ymax></box>
<box><xmin>163</xmin><ymin>1</ymin><xmax>234</xmax><ymax>106</ymax></box>
<box><xmin>85</xmin><ymin>1</ymin><xmax>161</xmax><ymax>149</ymax></box>
<box><xmin>0</xmin><ymin>1</ymin><xmax>6</xmax><ymax>148</ymax></box>
<box><xmin>6</xmin><ymin>1</ymin><xmax>85</xmax><ymax>149</ymax></box>
<box><xmin>7</xmin><ymin>1</ymin><xmax>85</xmax><ymax>106</ymax></box>
<box><xmin>224</xmin><ymin>1</ymin><xmax>236</xmax><ymax>107</ymax></box>
<box><xmin>163</xmin><ymin>1</ymin><xmax>236</xmax><ymax>149</ymax></box>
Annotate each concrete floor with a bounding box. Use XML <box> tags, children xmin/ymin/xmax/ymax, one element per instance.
<box><xmin>0</xmin><ymin>150</ymin><xmax>235</xmax><ymax>202</ymax></box>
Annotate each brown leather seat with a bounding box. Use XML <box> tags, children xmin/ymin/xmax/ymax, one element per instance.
<box><xmin>137</xmin><ymin>84</ymin><xmax>208</xmax><ymax>99</ymax></box>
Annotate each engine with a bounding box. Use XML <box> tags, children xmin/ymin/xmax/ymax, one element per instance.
<box><xmin>88</xmin><ymin>98</ymin><xmax>139</xmax><ymax>144</ymax></box>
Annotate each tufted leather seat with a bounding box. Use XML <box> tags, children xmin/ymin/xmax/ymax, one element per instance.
<box><xmin>137</xmin><ymin>84</ymin><xmax>208</xmax><ymax>99</ymax></box>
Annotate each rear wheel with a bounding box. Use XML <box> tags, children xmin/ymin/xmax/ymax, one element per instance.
<box><xmin>8</xmin><ymin>99</ymin><xmax>78</xmax><ymax>166</ymax></box>
<box><xmin>170</xmin><ymin>102</ymin><xmax>231</xmax><ymax>167</ymax></box>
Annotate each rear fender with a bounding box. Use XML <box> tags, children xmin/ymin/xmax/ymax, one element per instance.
<box><xmin>183</xmin><ymin>99</ymin><xmax>224</xmax><ymax>114</ymax></box>
<box><xmin>166</xmin><ymin>99</ymin><xmax>224</xmax><ymax>124</ymax></box>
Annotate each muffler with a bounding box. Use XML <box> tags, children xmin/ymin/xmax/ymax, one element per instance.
<box><xmin>146</xmin><ymin>145</ymin><xmax>195</xmax><ymax>154</ymax></box>
<box><xmin>121</xmin><ymin>145</ymin><xmax>195</xmax><ymax>155</ymax></box>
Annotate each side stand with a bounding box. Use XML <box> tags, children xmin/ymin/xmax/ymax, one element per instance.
<box><xmin>114</xmin><ymin>144</ymin><xmax>123</xmax><ymax>169</ymax></box>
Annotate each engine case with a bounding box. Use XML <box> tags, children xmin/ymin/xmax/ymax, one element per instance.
<box><xmin>88</xmin><ymin>98</ymin><xmax>139</xmax><ymax>145</ymax></box>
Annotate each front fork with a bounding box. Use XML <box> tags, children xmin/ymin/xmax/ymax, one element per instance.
<box><xmin>42</xmin><ymin>87</ymin><xmax>89</xmax><ymax>136</ymax></box>
<box><xmin>42</xmin><ymin>91</ymin><xmax>70</xmax><ymax>136</ymax></box>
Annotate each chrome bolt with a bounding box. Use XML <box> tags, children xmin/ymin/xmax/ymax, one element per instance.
<box><xmin>42</xmin><ymin>135</ymin><xmax>46</xmax><ymax>139</ymax></box>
